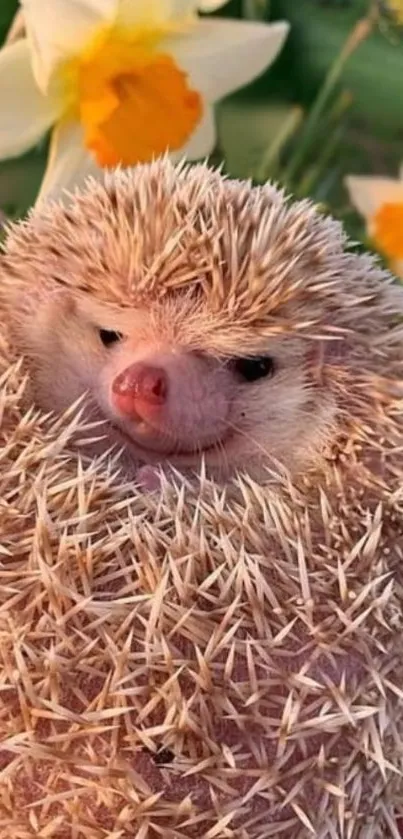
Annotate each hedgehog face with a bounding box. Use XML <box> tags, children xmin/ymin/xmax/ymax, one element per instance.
<box><xmin>12</xmin><ymin>287</ymin><xmax>335</xmax><ymax>481</ymax></box>
<box><xmin>6</xmin><ymin>158</ymin><xmax>396</xmax><ymax>482</ymax></box>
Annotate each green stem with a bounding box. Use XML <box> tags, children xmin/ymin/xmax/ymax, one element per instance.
<box><xmin>326</xmin><ymin>89</ymin><xmax>353</xmax><ymax>125</ymax></box>
<box><xmin>284</xmin><ymin>5</ymin><xmax>377</xmax><ymax>184</ymax></box>
<box><xmin>297</xmin><ymin>124</ymin><xmax>344</xmax><ymax>197</ymax></box>
<box><xmin>242</xmin><ymin>0</ymin><xmax>270</xmax><ymax>20</ymax></box>
<box><xmin>256</xmin><ymin>106</ymin><xmax>303</xmax><ymax>182</ymax></box>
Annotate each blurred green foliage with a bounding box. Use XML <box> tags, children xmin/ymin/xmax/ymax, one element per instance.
<box><xmin>1</xmin><ymin>0</ymin><xmax>403</xmax><ymax>254</ymax></box>
<box><xmin>0</xmin><ymin>0</ymin><xmax>16</xmax><ymax>37</ymax></box>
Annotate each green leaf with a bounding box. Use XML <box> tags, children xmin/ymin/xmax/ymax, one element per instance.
<box><xmin>217</xmin><ymin>98</ymin><xmax>301</xmax><ymax>179</ymax></box>
<box><xmin>0</xmin><ymin>150</ymin><xmax>46</xmax><ymax>219</ymax></box>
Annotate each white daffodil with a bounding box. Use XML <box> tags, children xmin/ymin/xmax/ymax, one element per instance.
<box><xmin>385</xmin><ymin>0</ymin><xmax>403</xmax><ymax>25</ymax></box>
<box><xmin>345</xmin><ymin>167</ymin><xmax>403</xmax><ymax>278</ymax></box>
<box><xmin>0</xmin><ymin>0</ymin><xmax>289</xmax><ymax>202</ymax></box>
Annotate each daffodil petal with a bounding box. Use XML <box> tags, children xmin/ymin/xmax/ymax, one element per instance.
<box><xmin>345</xmin><ymin>175</ymin><xmax>403</xmax><ymax>222</ymax></box>
<box><xmin>116</xmin><ymin>0</ymin><xmax>201</xmax><ymax>27</ymax></box>
<box><xmin>116</xmin><ymin>0</ymin><xmax>170</xmax><ymax>26</ymax></box>
<box><xmin>197</xmin><ymin>0</ymin><xmax>229</xmax><ymax>10</ymax></box>
<box><xmin>170</xmin><ymin>103</ymin><xmax>216</xmax><ymax>161</ymax></box>
<box><xmin>390</xmin><ymin>258</ymin><xmax>403</xmax><ymax>279</ymax></box>
<box><xmin>168</xmin><ymin>19</ymin><xmax>289</xmax><ymax>103</ymax></box>
<box><xmin>170</xmin><ymin>0</ymin><xmax>228</xmax><ymax>15</ymax></box>
<box><xmin>0</xmin><ymin>39</ymin><xmax>58</xmax><ymax>159</ymax></box>
<box><xmin>4</xmin><ymin>9</ymin><xmax>26</xmax><ymax>45</ymax></box>
<box><xmin>21</xmin><ymin>0</ymin><xmax>118</xmax><ymax>93</ymax></box>
<box><xmin>36</xmin><ymin>119</ymin><xmax>100</xmax><ymax>204</ymax></box>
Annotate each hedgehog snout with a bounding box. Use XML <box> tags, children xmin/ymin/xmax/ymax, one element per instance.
<box><xmin>108</xmin><ymin>351</ymin><xmax>232</xmax><ymax>455</ymax></box>
<box><xmin>112</xmin><ymin>362</ymin><xmax>168</xmax><ymax>420</ymax></box>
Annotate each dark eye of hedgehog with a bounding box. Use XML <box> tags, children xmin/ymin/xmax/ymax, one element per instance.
<box><xmin>99</xmin><ymin>328</ymin><xmax>123</xmax><ymax>347</ymax></box>
<box><xmin>233</xmin><ymin>356</ymin><xmax>275</xmax><ymax>382</ymax></box>
<box><xmin>98</xmin><ymin>328</ymin><xmax>275</xmax><ymax>383</ymax></box>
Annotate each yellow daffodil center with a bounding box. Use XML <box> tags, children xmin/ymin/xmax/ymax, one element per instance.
<box><xmin>61</xmin><ymin>28</ymin><xmax>203</xmax><ymax>167</ymax></box>
<box><xmin>372</xmin><ymin>202</ymin><xmax>403</xmax><ymax>260</ymax></box>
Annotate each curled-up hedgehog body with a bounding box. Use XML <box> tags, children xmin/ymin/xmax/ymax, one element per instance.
<box><xmin>1</xmin><ymin>160</ymin><xmax>403</xmax><ymax>837</ymax></box>
<box><xmin>3</xmin><ymin>157</ymin><xmax>403</xmax><ymax>488</ymax></box>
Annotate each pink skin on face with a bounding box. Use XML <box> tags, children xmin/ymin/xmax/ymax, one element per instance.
<box><xmin>99</xmin><ymin>348</ymin><xmax>234</xmax><ymax>465</ymax></box>
<box><xmin>91</xmin><ymin>348</ymin><xmax>236</xmax><ymax>491</ymax></box>
<box><xmin>112</xmin><ymin>362</ymin><xmax>168</xmax><ymax>419</ymax></box>
<box><xmin>4</xmin><ymin>289</ymin><xmax>335</xmax><ymax>490</ymax></box>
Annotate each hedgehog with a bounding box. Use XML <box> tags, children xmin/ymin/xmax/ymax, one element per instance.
<box><xmin>0</xmin><ymin>314</ymin><xmax>403</xmax><ymax>838</ymax></box>
<box><xmin>1</xmin><ymin>159</ymin><xmax>403</xmax><ymax>838</ymax></box>
<box><xmin>2</xmin><ymin>157</ymin><xmax>402</xmax><ymax>489</ymax></box>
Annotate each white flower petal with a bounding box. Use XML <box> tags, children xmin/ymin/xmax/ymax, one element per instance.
<box><xmin>0</xmin><ymin>39</ymin><xmax>58</xmax><ymax>159</ymax></box>
<box><xmin>117</xmin><ymin>0</ymin><xmax>174</xmax><ymax>26</ymax></box>
<box><xmin>170</xmin><ymin>0</ymin><xmax>205</xmax><ymax>18</ymax></box>
<box><xmin>345</xmin><ymin>175</ymin><xmax>403</xmax><ymax>223</ymax></box>
<box><xmin>4</xmin><ymin>9</ymin><xmax>26</xmax><ymax>45</ymax></box>
<box><xmin>36</xmin><ymin>119</ymin><xmax>100</xmax><ymax>204</ymax></box>
<box><xmin>117</xmin><ymin>0</ymin><xmax>216</xmax><ymax>26</ymax></box>
<box><xmin>390</xmin><ymin>258</ymin><xmax>403</xmax><ymax>279</ymax></box>
<box><xmin>168</xmin><ymin>18</ymin><xmax>289</xmax><ymax>103</ymax></box>
<box><xmin>170</xmin><ymin>103</ymin><xmax>216</xmax><ymax>161</ymax></box>
<box><xmin>21</xmin><ymin>0</ymin><xmax>118</xmax><ymax>93</ymax></box>
<box><xmin>169</xmin><ymin>0</ymin><xmax>228</xmax><ymax>14</ymax></box>
<box><xmin>197</xmin><ymin>0</ymin><xmax>229</xmax><ymax>10</ymax></box>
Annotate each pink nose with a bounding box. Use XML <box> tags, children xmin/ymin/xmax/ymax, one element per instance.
<box><xmin>112</xmin><ymin>363</ymin><xmax>168</xmax><ymax>419</ymax></box>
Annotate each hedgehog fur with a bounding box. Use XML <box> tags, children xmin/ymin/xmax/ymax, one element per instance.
<box><xmin>0</xmin><ymin>159</ymin><xmax>402</xmax><ymax>837</ymax></box>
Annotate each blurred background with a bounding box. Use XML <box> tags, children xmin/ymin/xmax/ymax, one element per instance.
<box><xmin>1</xmin><ymin>0</ymin><xmax>402</xmax><ymax>252</ymax></box>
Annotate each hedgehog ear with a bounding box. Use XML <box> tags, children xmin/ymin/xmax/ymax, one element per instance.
<box><xmin>27</xmin><ymin>287</ymin><xmax>77</xmax><ymax>350</ymax></box>
<box><xmin>50</xmin><ymin>286</ymin><xmax>77</xmax><ymax>318</ymax></box>
<box><xmin>43</xmin><ymin>285</ymin><xmax>77</xmax><ymax>326</ymax></box>
<box><xmin>307</xmin><ymin>338</ymin><xmax>347</xmax><ymax>385</ymax></box>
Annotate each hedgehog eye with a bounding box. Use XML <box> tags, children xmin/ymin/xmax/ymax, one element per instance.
<box><xmin>234</xmin><ymin>356</ymin><xmax>275</xmax><ymax>383</ymax></box>
<box><xmin>99</xmin><ymin>328</ymin><xmax>123</xmax><ymax>347</ymax></box>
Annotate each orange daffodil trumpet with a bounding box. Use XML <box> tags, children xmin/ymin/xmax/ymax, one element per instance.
<box><xmin>345</xmin><ymin>169</ymin><xmax>403</xmax><ymax>278</ymax></box>
<box><xmin>0</xmin><ymin>0</ymin><xmax>289</xmax><ymax>202</ymax></box>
